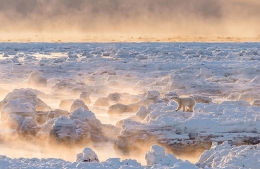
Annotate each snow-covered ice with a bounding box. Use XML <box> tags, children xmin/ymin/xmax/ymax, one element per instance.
<box><xmin>0</xmin><ymin>42</ymin><xmax>260</xmax><ymax>168</ymax></box>
<box><xmin>0</xmin><ymin>145</ymin><xmax>198</xmax><ymax>168</ymax></box>
<box><xmin>197</xmin><ymin>141</ymin><xmax>260</xmax><ymax>169</ymax></box>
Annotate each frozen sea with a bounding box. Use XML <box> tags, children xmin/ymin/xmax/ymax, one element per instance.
<box><xmin>0</xmin><ymin>42</ymin><xmax>260</xmax><ymax>168</ymax></box>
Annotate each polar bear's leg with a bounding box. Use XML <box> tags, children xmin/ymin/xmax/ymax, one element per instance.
<box><xmin>188</xmin><ymin>105</ymin><xmax>194</xmax><ymax>112</ymax></box>
<box><xmin>175</xmin><ymin>104</ymin><xmax>181</xmax><ymax>112</ymax></box>
<box><xmin>182</xmin><ymin>106</ymin><xmax>186</xmax><ymax>112</ymax></box>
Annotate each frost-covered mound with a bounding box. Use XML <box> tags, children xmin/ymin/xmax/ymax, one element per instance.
<box><xmin>69</xmin><ymin>107</ymin><xmax>120</xmax><ymax>141</ymax></box>
<box><xmin>1</xmin><ymin>98</ymin><xmax>36</xmax><ymax>121</ymax></box>
<box><xmin>107</xmin><ymin>91</ymin><xmax>162</xmax><ymax>114</ymax></box>
<box><xmin>69</xmin><ymin>107</ymin><xmax>101</xmax><ymax>128</ymax></box>
<box><xmin>52</xmin><ymin>80</ymin><xmax>87</xmax><ymax>94</ymax></box>
<box><xmin>19</xmin><ymin>117</ymin><xmax>38</xmax><ymax>135</ymax></box>
<box><xmin>0</xmin><ymin>89</ymin><xmax>51</xmax><ymax>118</ymax></box>
<box><xmin>36</xmin><ymin>107</ymin><xmax>120</xmax><ymax>142</ymax></box>
<box><xmin>27</xmin><ymin>71</ymin><xmax>47</xmax><ymax>87</ymax></box>
<box><xmin>197</xmin><ymin>141</ymin><xmax>260</xmax><ymax>169</ymax></box>
<box><xmin>94</xmin><ymin>97</ymin><xmax>110</xmax><ymax>106</ymax></box>
<box><xmin>5</xmin><ymin>114</ymin><xmax>24</xmax><ymax>130</ymax></box>
<box><xmin>0</xmin><ymin>89</ymin><xmax>52</xmax><ymax>133</ymax></box>
<box><xmin>77</xmin><ymin>147</ymin><xmax>99</xmax><ymax>162</ymax></box>
<box><xmin>145</xmin><ymin>145</ymin><xmax>196</xmax><ymax>168</ymax></box>
<box><xmin>50</xmin><ymin>116</ymin><xmax>78</xmax><ymax>142</ymax></box>
<box><xmin>70</xmin><ymin>99</ymin><xmax>89</xmax><ymax>112</ymax></box>
<box><xmin>79</xmin><ymin>92</ymin><xmax>91</xmax><ymax>105</ymax></box>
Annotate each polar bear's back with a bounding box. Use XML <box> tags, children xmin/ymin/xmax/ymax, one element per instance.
<box><xmin>179</xmin><ymin>97</ymin><xmax>196</xmax><ymax>106</ymax></box>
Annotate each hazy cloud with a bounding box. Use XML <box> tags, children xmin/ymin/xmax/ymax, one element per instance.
<box><xmin>0</xmin><ymin>0</ymin><xmax>260</xmax><ymax>39</ymax></box>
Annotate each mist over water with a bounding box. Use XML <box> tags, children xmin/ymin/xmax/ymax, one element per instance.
<box><xmin>0</xmin><ymin>2</ymin><xmax>259</xmax><ymax>166</ymax></box>
<box><xmin>0</xmin><ymin>74</ymin><xmax>202</xmax><ymax>165</ymax></box>
<box><xmin>0</xmin><ymin>0</ymin><xmax>260</xmax><ymax>41</ymax></box>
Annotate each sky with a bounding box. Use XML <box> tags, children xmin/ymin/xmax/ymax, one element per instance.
<box><xmin>0</xmin><ymin>0</ymin><xmax>260</xmax><ymax>42</ymax></box>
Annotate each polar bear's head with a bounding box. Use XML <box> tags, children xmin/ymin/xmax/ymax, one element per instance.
<box><xmin>170</xmin><ymin>96</ymin><xmax>180</xmax><ymax>102</ymax></box>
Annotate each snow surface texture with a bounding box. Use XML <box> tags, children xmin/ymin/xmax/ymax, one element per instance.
<box><xmin>0</xmin><ymin>142</ymin><xmax>259</xmax><ymax>168</ymax></box>
<box><xmin>197</xmin><ymin>141</ymin><xmax>260</xmax><ymax>169</ymax></box>
<box><xmin>77</xmin><ymin>147</ymin><xmax>99</xmax><ymax>162</ymax></box>
<box><xmin>1</xmin><ymin>42</ymin><xmax>260</xmax><ymax>168</ymax></box>
<box><xmin>0</xmin><ymin>145</ymin><xmax>198</xmax><ymax>169</ymax></box>
<box><xmin>145</xmin><ymin>145</ymin><xmax>196</xmax><ymax>168</ymax></box>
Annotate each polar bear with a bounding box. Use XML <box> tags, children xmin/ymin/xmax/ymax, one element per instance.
<box><xmin>171</xmin><ymin>96</ymin><xmax>196</xmax><ymax>112</ymax></box>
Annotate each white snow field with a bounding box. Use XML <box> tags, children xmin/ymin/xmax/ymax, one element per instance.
<box><xmin>0</xmin><ymin>42</ymin><xmax>260</xmax><ymax>168</ymax></box>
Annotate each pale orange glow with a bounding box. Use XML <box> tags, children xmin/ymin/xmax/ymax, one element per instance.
<box><xmin>0</xmin><ymin>78</ymin><xmax>202</xmax><ymax>164</ymax></box>
<box><xmin>0</xmin><ymin>0</ymin><xmax>260</xmax><ymax>42</ymax></box>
